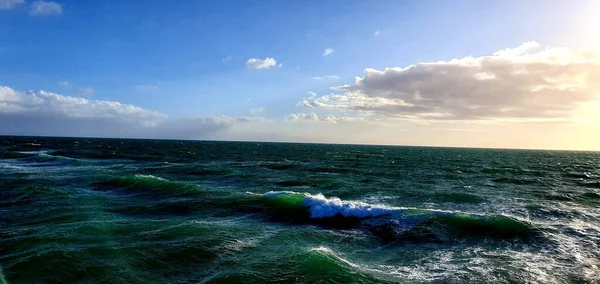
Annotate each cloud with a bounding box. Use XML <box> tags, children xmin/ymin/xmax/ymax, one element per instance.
<box><xmin>284</xmin><ymin>112</ymin><xmax>375</xmax><ymax>124</ymax></box>
<box><xmin>57</xmin><ymin>81</ymin><xmax>69</xmax><ymax>88</ymax></box>
<box><xmin>374</xmin><ymin>30</ymin><xmax>380</xmax><ymax>36</ymax></box>
<box><xmin>493</xmin><ymin>41</ymin><xmax>541</xmax><ymax>57</ymax></box>
<box><xmin>0</xmin><ymin>86</ymin><xmax>164</xmax><ymax>123</ymax></box>
<box><xmin>0</xmin><ymin>0</ymin><xmax>25</xmax><ymax>9</ymax></box>
<box><xmin>321</xmin><ymin>114</ymin><xmax>369</xmax><ymax>123</ymax></box>
<box><xmin>77</xmin><ymin>87</ymin><xmax>94</xmax><ymax>96</ymax></box>
<box><xmin>134</xmin><ymin>85</ymin><xmax>159</xmax><ymax>93</ymax></box>
<box><xmin>286</xmin><ymin>113</ymin><xmax>319</xmax><ymax>122</ymax></box>
<box><xmin>312</xmin><ymin>75</ymin><xmax>339</xmax><ymax>80</ymax></box>
<box><xmin>29</xmin><ymin>1</ymin><xmax>61</xmax><ymax>15</ymax></box>
<box><xmin>246</xmin><ymin>57</ymin><xmax>277</xmax><ymax>69</ymax></box>
<box><xmin>249</xmin><ymin>107</ymin><xmax>264</xmax><ymax>115</ymax></box>
<box><xmin>222</xmin><ymin>55</ymin><xmax>232</xmax><ymax>62</ymax></box>
<box><xmin>0</xmin><ymin>86</ymin><xmax>260</xmax><ymax>139</ymax></box>
<box><xmin>322</xmin><ymin>48</ymin><xmax>335</xmax><ymax>56</ymax></box>
<box><xmin>301</xmin><ymin>42</ymin><xmax>600</xmax><ymax>121</ymax></box>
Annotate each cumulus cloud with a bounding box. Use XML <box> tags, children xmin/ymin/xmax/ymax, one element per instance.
<box><xmin>0</xmin><ymin>86</ymin><xmax>258</xmax><ymax>139</ymax></box>
<box><xmin>312</xmin><ymin>75</ymin><xmax>339</xmax><ymax>80</ymax></box>
<box><xmin>322</xmin><ymin>48</ymin><xmax>335</xmax><ymax>56</ymax></box>
<box><xmin>301</xmin><ymin>42</ymin><xmax>600</xmax><ymax>121</ymax></box>
<box><xmin>77</xmin><ymin>87</ymin><xmax>94</xmax><ymax>96</ymax></box>
<box><xmin>0</xmin><ymin>86</ymin><xmax>163</xmax><ymax>120</ymax></box>
<box><xmin>29</xmin><ymin>1</ymin><xmax>61</xmax><ymax>15</ymax></box>
<box><xmin>321</xmin><ymin>114</ymin><xmax>369</xmax><ymax>123</ymax></box>
<box><xmin>246</xmin><ymin>57</ymin><xmax>277</xmax><ymax>69</ymax></box>
<box><xmin>285</xmin><ymin>112</ymin><xmax>374</xmax><ymax>124</ymax></box>
<box><xmin>0</xmin><ymin>0</ymin><xmax>25</xmax><ymax>9</ymax></box>
<box><xmin>286</xmin><ymin>113</ymin><xmax>319</xmax><ymax>122</ymax></box>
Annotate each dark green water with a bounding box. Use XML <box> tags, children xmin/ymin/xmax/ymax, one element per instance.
<box><xmin>1</xmin><ymin>136</ymin><xmax>599</xmax><ymax>283</ymax></box>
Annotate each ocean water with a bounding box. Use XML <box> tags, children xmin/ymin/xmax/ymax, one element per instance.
<box><xmin>1</xmin><ymin>136</ymin><xmax>599</xmax><ymax>283</ymax></box>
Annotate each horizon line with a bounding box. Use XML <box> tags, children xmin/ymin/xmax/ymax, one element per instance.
<box><xmin>1</xmin><ymin>134</ymin><xmax>598</xmax><ymax>153</ymax></box>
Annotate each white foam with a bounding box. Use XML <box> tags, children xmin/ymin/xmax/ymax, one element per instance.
<box><xmin>134</xmin><ymin>174</ymin><xmax>167</xmax><ymax>181</ymax></box>
<box><xmin>264</xmin><ymin>190</ymin><xmax>300</xmax><ymax>198</ymax></box>
<box><xmin>0</xmin><ymin>162</ymin><xmax>27</xmax><ymax>171</ymax></box>
<box><xmin>257</xmin><ymin>191</ymin><xmax>397</xmax><ymax>218</ymax></box>
<box><xmin>303</xmin><ymin>193</ymin><xmax>397</xmax><ymax>218</ymax></box>
<box><xmin>308</xmin><ymin>246</ymin><xmax>357</xmax><ymax>267</ymax></box>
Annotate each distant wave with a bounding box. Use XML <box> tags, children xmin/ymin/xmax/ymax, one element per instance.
<box><xmin>563</xmin><ymin>172</ymin><xmax>594</xmax><ymax>179</ymax></box>
<box><xmin>92</xmin><ymin>174</ymin><xmax>201</xmax><ymax>199</ymax></box>
<box><xmin>5</xmin><ymin>151</ymin><xmax>81</xmax><ymax>166</ymax></box>
<box><xmin>1</xmin><ymin>150</ymin><xmax>37</xmax><ymax>159</ymax></box>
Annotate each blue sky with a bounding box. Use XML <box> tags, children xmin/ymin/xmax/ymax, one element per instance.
<box><xmin>1</xmin><ymin>0</ymin><xmax>599</xmax><ymax>150</ymax></box>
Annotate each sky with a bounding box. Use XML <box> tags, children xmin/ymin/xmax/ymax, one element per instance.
<box><xmin>1</xmin><ymin>0</ymin><xmax>600</xmax><ymax>150</ymax></box>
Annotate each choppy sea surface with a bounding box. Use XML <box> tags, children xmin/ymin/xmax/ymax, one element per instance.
<box><xmin>1</xmin><ymin>136</ymin><xmax>599</xmax><ymax>283</ymax></box>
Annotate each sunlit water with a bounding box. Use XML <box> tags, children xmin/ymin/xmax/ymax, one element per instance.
<box><xmin>1</xmin><ymin>136</ymin><xmax>599</xmax><ymax>283</ymax></box>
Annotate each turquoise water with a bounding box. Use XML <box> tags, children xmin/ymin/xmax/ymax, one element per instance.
<box><xmin>1</xmin><ymin>136</ymin><xmax>599</xmax><ymax>283</ymax></box>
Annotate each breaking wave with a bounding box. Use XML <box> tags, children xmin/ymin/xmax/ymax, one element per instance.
<box><xmin>250</xmin><ymin>191</ymin><xmax>537</xmax><ymax>241</ymax></box>
<box><xmin>262</xmin><ymin>191</ymin><xmax>396</xmax><ymax>218</ymax></box>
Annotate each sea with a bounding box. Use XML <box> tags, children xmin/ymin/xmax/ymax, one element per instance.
<box><xmin>1</xmin><ymin>136</ymin><xmax>599</xmax><ymax>283</ymax></box>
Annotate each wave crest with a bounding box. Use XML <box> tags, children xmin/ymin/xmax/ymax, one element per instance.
<box><xmin>93</xmin><ymin>174</ymin><xmax>200</xmax><ymax>198</ymax></box>
<box><xmin>253</xmin><ymin>191</ymin><xmax>537</xmax><ymax>241</ymax></box>
<box><xmin>262</xmin><ymin>191</ymin><xmax>396</xmax><ymax>218</ymax></box>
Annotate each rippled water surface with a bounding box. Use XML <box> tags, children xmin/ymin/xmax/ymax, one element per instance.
<box><xmin>1</xmin><ymin>136</ymin><xmax>599</xmax><ymax>283</ymax></box>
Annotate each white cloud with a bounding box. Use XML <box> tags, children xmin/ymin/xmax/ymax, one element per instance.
<box><xmin>286</xmin><ymin>113</ymin><xmax>319</xmax><ymax>122</ymax></box>
<box><xmin>0</xmin><ymin>0</ymin><xmax>25</xmax><ymax>9</ymax></box>
<box><xmin>222</xmin><ymin>55</ymin><xmax>232</xmax><ymax>62</ymax></box>
<box><xmin>134</xmin><ymin>85</ymin><xmax>159</xmax><ymax>93</ymax></box>
<box><xmin>77</xmin><ymin>87</ymin><xmax>94</xmax><ymax>96</ymax></box>
<box><xmin>0</xmin><ymin>86</ymin><xmax>163</xmax><ymax>121</ymax></box>
<box><xmin>493</xmin><ymin>41</ymin><xmax>541</xmax><ymax>57</ymax></box>
<box><xmin>29</xmin><ymin>1</ymin><xmax>62</xmax><ymax>15</ymax></box>
<box><xmin>322</xmin><ymin>48</ymin><xmax>335</xmax><ymax>56</ymax></box>
<box><xmin>0</xmin><ymin>86</ymin><xmax>260</xmax><ymax>139</ymax></box>
<box><xmin>374</xmin><ymin>30</ymin><xmax>380</xmax><ymax>36</ymax></box>
<box><xmin>301</xmin><ymin>42</ymin><xmax>600</xmax><ymax>121</ymax></box>
<box><xmin>0</xmin><ymin>86</ymin><xmax>20</xmax><ymax>102</ymax></box>
<box><xmin>58</xmin><ymin>81</ymin><xmax>69</xmax><ymax>88</ymax></box>
<box><xmin>246</xmin><ymin>57</ymin><xmax>277</xmax><ymax>69</ymax></box>
<box><xmin>284</xmin><ymin>112</ymin><xmax>375</xmax><ymax>124</ymax></box>
<box><xmin>311</xmin><ymin>75</ymin><xmax>340</xmax><ymax>80</ymax></box>
<box><xmin>249</xmin><ymin>107</ymin><xmax>264</xmax><ymax>115</ymax></box>
<box><xmin>321</xmin><ymin>114</ymin><xmax>369</xmax><ymax>123</ymax></box>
